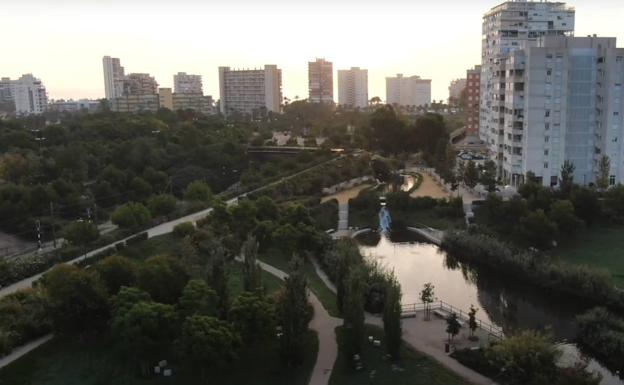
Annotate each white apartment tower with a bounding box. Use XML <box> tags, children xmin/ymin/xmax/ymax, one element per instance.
<box><xmin>218</xmin><ymin>65</ymin><xmax>282</xmax><ymax>116</ymax></box>
<box><xmin>13</xmin><ymin>74</ymin><xmax>48</xmax><ymax>115</ymax></box>
<box><xmin>102</xmin><ymin>56</ymin><xmax>126</xmax><ymax>99</ymax></box>
<box><xmin>480</xmin><ymin>1</ymin><xmax>575</xmax><ymax>177</ymax></box>
<box><xmin>337</xmin><ymin>67</ymin><xmax>368</xmax><ymax>109</ymax></box>
<box><xmin>385</xmin><ymin>74</ymin><xmax>431</xmax><ymax>107</ymax></box>
<box><xmin>308</xmin><ymin>58</ymin><xmax>334</xmax><ymax>104</ymax></box>
<box><xmin>174</xmin><ymin>72</ymin><xmax>203</xmax><ymax>94</ymax></box>
<box><xmin>504</xmin><ymin>36</ymin><xmax>624</xmax><ymax>187</ymax></box>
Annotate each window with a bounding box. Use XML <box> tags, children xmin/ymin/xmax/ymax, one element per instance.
<box><xmin>545</xmin><ymin>123</ymin><xmax>550</xmax><ymax>130</ymax></box>
<box><xmin>610</xmin><ymin>175</ymin><xmax>616</xmax><ymax>186</ymax></box>
<box><xmin>544</xmin><ymin>162</ymin><xmax>549</xmax><ymax>168</ymax></box>
<box><xmin>545</xmin><ymin>136</ymin><xmax>550</xmax><ymax>142</ymax></box>
<box><xmin>545</xmin><ymin>110</ymin><xmax>551</xmax><ymax>117</ymax></box>
<box><xmin>544</xmin><ymin>149</ymin><xmax>549</xmax><ymax>156</ymax></box>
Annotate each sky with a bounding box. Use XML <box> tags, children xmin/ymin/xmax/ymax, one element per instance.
<box><xmin>1</xmin><ymin>0</ymin><xmax>623</xmax><ymax>103</ymax></box>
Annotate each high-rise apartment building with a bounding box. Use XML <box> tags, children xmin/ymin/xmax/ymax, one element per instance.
<box><xmin>466</xmin><ymin>66</ymin><xmax>481</xmax><ymax>136</ymax></box>
<box><xmin>480</xmin><ymin>1</ymin><xmax>575</xmax><ymax>175</ymax></box>
<box><xmin>218</xmin><ymin>65</ymin><xmax>282</xmax><ymax>116</ymax></box>
<box><xmin>448</xmin><ymin>78</ymin><xmax>467</xmax><ymax>103</ymax></box>
<box><xmin>174</xmin><ymin>72</ymin><xmax>203</xmax><ymax>94</ymax></box>
<box><xmin>48</xmin><ymin>99</ymin><xmax>100</xmax><ymax>113</ymax></box>
<box><xmin>308</xmin><ymin>58</ymin><xmax>334</xmax><ymax>104</ymax></box>
<box><xmin>158</xmin><ymin>88</ymin><xmax>174</xmax><ymax>110</ymax></box>
<box><xmin>0</xmin><ymin>77</ymin><xmax>14</xmax><ymax>104</ymax></box>
<box><xmin>499</xmin><ymin>36</ymin><xmax>624</xmax><ymax>187</ymax></box>
<box><xmin>385</xmin><ymin>74</ymin><xmax>431</xmax><ymax>107</ymax></box>
<box><xmin>13</xmin><ymin>74</ymin><xmax>48</xmax><ymax>115</ymax></box>
<box><xmin>125</xmin><ymin>73</ymin><xmax>158</xmax><ymax>95</ymax></box>
<box><xmin>102</xmin><ymin>56</ymin><xmax>126</xmax><ymax>99</ymax></box>
<box><xmin>337</xmin><ymin>67</ymin><xmax>368</xmax><ymax>109</ymax></box>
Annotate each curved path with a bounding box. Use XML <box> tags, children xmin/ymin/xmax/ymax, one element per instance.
<box><xmin>252</xmin><ymin>259</ymin><xmax>342</xmax><ymax>385</ymax></box>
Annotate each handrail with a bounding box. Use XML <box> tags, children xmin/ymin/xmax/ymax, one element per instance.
<box><xmin>400</xmin><ymin>300</ymin><xmax>504</xmax><ymax>340</ymax></box>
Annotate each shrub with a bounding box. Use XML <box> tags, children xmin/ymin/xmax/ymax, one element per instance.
<box><xmin>577</xmin><ymin>307</ymin><xmax>624</xmax><ymax>375</ymax></box>
<box><xmin>173</xmin><ymin>222</ymin><xmax>196</xmax><ymax>238</ymax></box>
<box><xmin>111</xmin><ymin>202</ymin><xmax>151</xmax><ymax>232</ymax></box>
<box><xmin>125</xmin><ymin>232</ymin><xmax>148</xmax><ymax>246</ymax></box>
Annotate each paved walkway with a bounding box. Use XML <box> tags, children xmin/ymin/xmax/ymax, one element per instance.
<box><xmin>0</xmin><ymin>334</ymin><xmax>54</xmax><ymax>369</ymax></box>
<box><xmin>253</xmin><ymin>259</ymin><xmax>342</xmax><ymax>385</ymax></box>
<box><xmin>410</xmin><ymin>172</ymin><xmax>450</xmax><ymax>199</ymax></box>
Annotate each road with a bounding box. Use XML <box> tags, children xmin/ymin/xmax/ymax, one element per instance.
<box><xmin>0</xmin><ymin>155</ymin><xmax>344</xmax><ymax>299</ymax></box>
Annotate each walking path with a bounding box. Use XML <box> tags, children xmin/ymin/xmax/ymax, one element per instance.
<box><xmin>0</xmin><ymin>334</ymin><xmax>53</xmax><ymax>369</ymax></box>
<box><xmin>253</xmin><ymin>259</ymin><xmax>342</xmax><ymax>385</ymax></box>
<box><xmin>409</xmin><ymin>172</ymin><xmax>450</xmax><ymax>199</ymax></box>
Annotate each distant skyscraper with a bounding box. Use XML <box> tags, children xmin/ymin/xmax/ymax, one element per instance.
<box><xmin>337</xmin><ymin>67</ymin><xmax>368</xmax><ymax>109</ymax></box>
<box><xmin>125</xmin><ymin>73</ymin><xmax>158</xmax><ymax>95</ymax></box>
<box><xmin>480</xmin><ymin>1</ymin><xmax>575</xmax><ymax>175</ymax></box>
<box><xmin>0</xmin><ymin>77</ymin><xmax>14</xmax><ymax>104</ymax></box>
<box><xmin>12</xmin><ymin>74</ymin><xmax>47</xmax><ymax>115</ymax></box>
<box><xmin>218</xmin><ymin>65</ymin><xmax>282</xmax><ymax>116</ymax></box>
<box><xmin>159</xmin><ymin>88</ymin><xmax>173</xmax><ymax>110</ymax></box>
<box><xmin>174</xmin><ymin>72</ymin><xmax>203</xmax><ymax>94</ymax></box>
<box><xmin>308</xmin><ymin>58</ymin><xmax>333</xmax><ymax>104</ymax></box>
<box><xmin>465</xmin><ymin>65</ymin><xmax>481</xmax><ymax>137</ymax></box>
<box><xmin>102</xmin><ymin>56</ymin><xmax>126</xmax><ymax>99</ymax></box>
<box><xmin>385</xmin><ymin>74</ymin><xmax>431</xmax><ymax>107</ymax></box>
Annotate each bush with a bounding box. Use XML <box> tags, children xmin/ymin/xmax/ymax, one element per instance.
<box><xmin>577</xmin><ymin>307</ymin><xmax>624</xmax><ymax>375</ymax></box>
<box><xmin>111</xmin><ymin>202</ymin><xmax>152</xmax><ymax>232</ymax></box>
<box><xmin>173</xmin><ymin>222</ymin><xmax>196</xmax><ymax>238</ymax></box>
<box><xmin>147</xmin><ymin>194</ymin><xmax>178</xmax><ymax>218</ymax></box>
<box><xmin>441</xmin><ymin>231</ymin><xmax>624</xmax><ymax>310</ymax></box>
<box><xmin>125</xmin><ymin>232</ymin><xmax>148</xmax><ymax>246</ymax></box>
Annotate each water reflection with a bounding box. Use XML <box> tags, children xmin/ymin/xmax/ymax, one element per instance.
<box><xmin>355</xmin><ymin>230</ymin><xmax>623</xmax><ymax>384</ymax></box>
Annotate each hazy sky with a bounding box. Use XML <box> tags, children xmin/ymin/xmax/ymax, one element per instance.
<box><xmin>2</xmin><ymin>0</ymin><xmax>623</xmax><ymax>102</ymax></box>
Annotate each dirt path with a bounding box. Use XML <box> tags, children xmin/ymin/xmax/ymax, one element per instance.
<box><xmin>410</xmin><ymin>173</ymin><xmax>450</xmax><ymax>199</ymax></box>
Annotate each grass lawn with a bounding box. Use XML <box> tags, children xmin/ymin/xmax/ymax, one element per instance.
<box><xmin>259</xmin><ymin>248</ymin><xmax>340</xmax><ymax>317</ymax></box>
<box><xmin>390</xmin><ymin>209</ymin><xmax>465</xmax><ymax>231</ymax></box>
<box><xmin>330</xmin><ymin>325</ymin><xmax>473</xmax><ymax>385</ymax></box>
<box><xmin>555</xmin><ymin>224</ymin><xmax>624</xmax><ymax>287</ymax></box>
<box><xmin>0</xmin><ymin>331</ymin><xmax>318</xmax><ymax>385</ymax></box>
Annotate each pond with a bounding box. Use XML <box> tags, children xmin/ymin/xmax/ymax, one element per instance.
<box><xmin>356</xmin><ymin>230</ymin><xmax>623</xmax><ymax>385</ymax></box>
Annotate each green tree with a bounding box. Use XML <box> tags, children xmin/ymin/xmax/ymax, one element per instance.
<box><xmin>556</xmin><ymin>363</ymin><xmax>602</xmax><ymax>385</ymax></box>
<box><xmin>446</xmin><ymin>313</ymin><xmax>461</xmax><ymax>345</ymax></box>
<box><xmin>111</xmin><ymin>202</ymin><xmax>152</xmax><ymax>232</ymax></box>
<box><xmin>229</xmin><ymin>292</ymin><xmax>275</xmax><ymax>343</ymax></box>
<box><xmin>111</xmin><ymin>301</ymin><xmax>177</xmax><ymax>374</ymax></box>
<box><xmin>176</xmin><ymin>315</ymin><xmax>241</xmax><ymax>377</ymax></box>
<box><xmin>255</xmin><ymin>196</ymin><xmax>279</xmax><ymax>221</ymax></box>
<box><xmin>420</xmin><ymin>282</ymin><xmax>435</xmax><ymax>320</ymax></box>
<box><xmin>604</xmin><ymin>184</ymin><xmax>624</xmax><ymax>219</ymax></box>
<box><xmin>42</xmin><ymin>264</ymin><xmax>109</xmax><ymax>333</ymax></box>
<box><xmin>277</xmin><ymin>256</ymin><xmax>312</xmax><ymax>366</ymax></box>
<box><xmin>95</xmin><ymin>255</ymin><xmax>138</xmax><ymax>294</ymax></box>
<box><xmin>488</xmin><ymin>330</ymin><xmax>560</xmax><ymax>385</ymax></box>
<box><xmin>172</xmin><ymin>221</ymin><xmax>195</xmax><ymax>238</ymax></box>
<box><xmin>369</xmin><ymin>106</ymin><xmax>406</xmax><ymax>155</ymax></box>
<box><xmin>208</xmin><ymin>247</ymin><xmax>230</xmax><ymax>319</ymax></box>
<box><xmin>549</xmin><ymin>200</ymin><xmax>584</xmax><ymax>236</ymax></box>
<box><xmin>146</xmin><ymin>193</ymin><xmax>177</xmax><ymax>217</ymax></box>
<box><xmin>343</xmin><ymin>266</ymin><xmax>366</xmax><ymax>357</ymax></box>
<box><xmin>479</xmin><ymin>160</ymin><xmax>498</xmax><ymax>192</ymax></box>
<box><xmin>62</xmin><ymin>221</ymin><xmax>99</xmax><ymax>248</ymax></box>
<box><xmin>241</xmin><ymin>235</ymin><xmax>263</xmax><ymax>292</ymax></box>
<box><xmin>571</xmin><ymin>187</ymin><xmax>601</xmax><ymax>226</ymax></box>
<box><xmin>383</xmin><ymin>273</ymin><xmax>402</xmax><ymax>360</ymax></box>
<box><xmin>596</xmin><ymin>155</ymin><xmax>611</xmax><ymax>190</ymax></box>
<box><xmin>560</xmin><ymin>160</ymin><xmax>576</xmax><ymax>198</ymax></box>
<box><xmin>517</xmin><ymin>209</ymin><xmax>558</xmax><ymax>249</ymax></box>
<box><xmin>138</xmin><ymin>255</ymin><xmax>189</xmax><ymax>304</ymax></box>
<box><xmin>468</xmin><ymin>304</ymin><xmax>478</xmax><ymax>339</ymax></box>
<box><xmin>178</xmin><ymin>279</ymin><xmax>218</xmax><ymax>318</ymax></box>
<box><xmin>110</xmin><ymin>286</ymin><xmax>152</xmax><ymax>318</ymax></box>
<box><xmin>129</xmin><ymin>176</ymin><xmax>153</xmax><ymax>202</ymax></box>
<box><xmin>184</xmin><ymin>180</ymin><xmax>213</xmax><ymax>203</ymax></box>
<box><xmin>463</xmin><ymin>161</ymin><xmax>479</xmax><ymax>189</ymax></box>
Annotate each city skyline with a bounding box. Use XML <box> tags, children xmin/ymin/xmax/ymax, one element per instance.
<box><xmin>2</xmin><ymin>0</ymin><xmax>623</xmax><ymax>102</ymax></box>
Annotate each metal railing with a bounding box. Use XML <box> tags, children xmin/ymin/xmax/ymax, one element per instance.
<box><xmin>400</xmin><ymin>300</ymin><xmax>505</xmax><ymax>340</ymax></box>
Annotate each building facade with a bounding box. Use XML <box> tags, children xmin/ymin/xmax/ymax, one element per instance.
<box><xmin>172</xmin><ymin>94</ymin><xmax>215</xmax><ymax>114</ymax></box>
<box><xmin>480</xmin><ymin>1</ymin><xmax>575</xmax><ymax>176</ymax></box>
<box><xmin>0</xmin><ymin>77</ymin><xmax>14</xmax><ymax>104</ymax></box>
<box><xmin>102</xmin><ymin>56</ymin><xmax>126</xmax><ymax>99</ymax></box>
<box><xmin>308</xmin><ymin>58</ymin><xmax>334</xmax><ymax>104</ymax></box>
<box><xmin>385</xmin><ymin>74</ymin><xmax>431</xmax><ymax>107</ymax></box>
<box><xmin>174</xmin><ymin>72</ymin><xmax>203</xmax><ymax>94</ymax></box>
<box><xmin>109</xmin><ymin>94</ymin><xmax>159</xmax><ymax>113</ymax></box>
<box><xmin>218</xmin><ymin>65</ymin><xmax>282</xmax><ymax>116</ymax></box>
<box><xmin>13</xmin><ymin>74</ymin><xmax>48</xmax><ymax>115</ymax></box>
<box><xmin>448</xmin><ymin>78</ymin><xmax>467</xmax><ymax>103</ymax></box>
<box><xmin>125</xmin><ymin>73</ymin><xmax>158</xmax><ymax>95</ymax></box>
<box><xmin>337</xmin><ymin>67</ymin><xmax>368</xmax><ymax>109</ymax></box>
<box><xmin>158</xmin><ymin>88</ymin><xmax>173</xmax><ymax>110</ymax></box>
<box><xmin>500</xmin><ymin>36</ymin><xmax>624</xmax><ymax>187</ymax></box>
<box><xmin>466</xmin><ymin>66</ymin><xmax>481</xmax><ymax>136</ymax></box>
<box><xmin>48</xmin><ymin>99</ymin><xmax>100</xmax><ymax>113</ymax></box>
